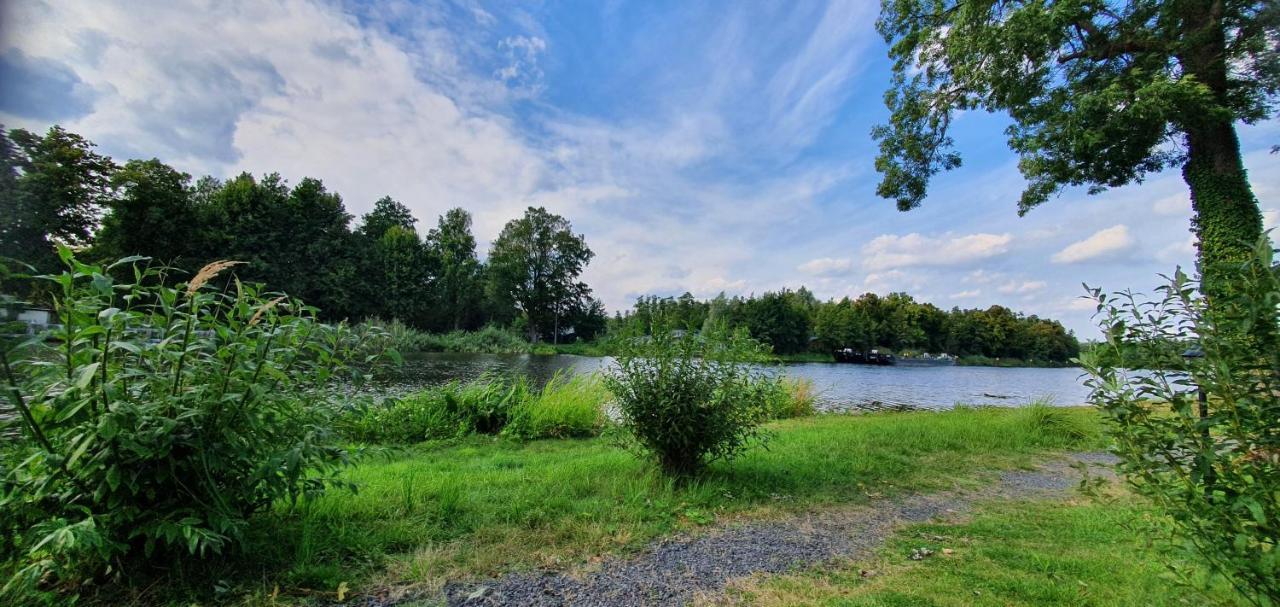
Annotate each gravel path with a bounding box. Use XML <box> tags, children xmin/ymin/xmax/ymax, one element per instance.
<box><xmin>353</xmin><ymin>452</ymin><xmax>1117</xmax><ymax>607</ymax></box>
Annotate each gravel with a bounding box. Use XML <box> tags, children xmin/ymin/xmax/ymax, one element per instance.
<box><xmin>346</xmin><ymin>452</ymin><xmax>1118</xmax><ymax>607</ymax></box>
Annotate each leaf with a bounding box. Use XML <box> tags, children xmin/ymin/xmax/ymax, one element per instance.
<box><xmin>336</xmin><ymin>581</ymin><xmax>349</xmax><ymax>601</ymax></box>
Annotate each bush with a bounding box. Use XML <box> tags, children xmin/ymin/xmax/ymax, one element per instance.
<box><xmin>1080</xmin><ymin>237</ymin><xmax>1280</xmax><ymax>604</ymax></box>
<box><xmin>1020</xmin><ymin>400</ymin><xmax>1092</xmax><ymax>445</ymax></box>
<box><xmin>337</xmin><ymin>376</ymin><xmax>527</xmax><ymax>442</ymax></box>
<box><xmin>504</xmin><ymin>372</ymin><xmax>609</xmax><ymax>439</ymax></box>
<box><xmin>0</xmin><ymin>251</ymin><xmax>381</xmax><ymax>600</ymax></box>
<box><xmin>604</xmin><ymin>327</ymin><xmax>774</xmax><ymax>477</ymax></box>
<box><xmin>763</xmin><ymin>376</ymin><xmax>818</xmax><ymax>419</ymax></box>
<box><xmin>337</xmin><ymin>372</ymin><xmax>608</xmax><ymax>443</ymax></box>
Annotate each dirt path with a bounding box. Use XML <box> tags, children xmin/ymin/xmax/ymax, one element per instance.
<box><xmin>356</xmin><ymin>452</ymin><xmax>1117</xmax><ymax>607</ymax></box>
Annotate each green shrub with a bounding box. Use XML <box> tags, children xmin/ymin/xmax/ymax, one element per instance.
<box><xmin>1080</xmin><ymin>237</ymin><xmax>1280</xmax><ymax>604</ymax></box>
<box><xmin>0</xmin><ymin>251</ymin><xmax>380</xmax><ymax>600</ymax></box>
<box><xmin>504</xmin><ymin>371</ymin><xmax>608</xmax><ymax>439</ymax></box>
<box><xmin>338</xmin><ymin>372</ymin><xmax>608</xmax><ymax>443</ymax></box>
<box><xmin>338</xmin><ymin>376</ymin><xmax>528</xmax><ymax>442</ymax></box>
<box><xmin>761</xmin><ymin>376</ymin><xmax>819</xmax><ymax>419</ymax></box>
<box><xmin>1020</xmin><ymin>400</ymin><xmax>1092</xmax><ymax>445</ymax></box>
<box><xmin>604</xmin><ymin>327</ymin><xmax>774</xmax><ymax>477</ymax></box>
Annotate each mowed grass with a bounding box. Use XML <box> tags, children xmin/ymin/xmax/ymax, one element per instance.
<box><xmin>709</xmin><ymin>496</ymin><xmax>1246</xmax><ymax>607</ymax></box>
<box><xmin>102</xmin><ymin>405</ymin><xmax>1101</xmax><ymax>605</ymax></box>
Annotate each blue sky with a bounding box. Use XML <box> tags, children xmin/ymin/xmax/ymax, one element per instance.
<box><xmin>2</xmin><ymin>0</ymin><xmax>1277</xmax><ymax>337</ymax></box>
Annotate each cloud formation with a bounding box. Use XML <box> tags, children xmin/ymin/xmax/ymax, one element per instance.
<box><xmin>798</xmin><ymin>257</ymin><xmax>854</xmax><ymax>276</ymax></box>
<box><xmin>1051</xmin><ymin>225</ymin><xmax>1135</xmax><ymax>264</ymax></box>
<box><xmin>862</xmin><ymin>232</ymin><xmax>1013</xmax><ymax>271</ymax></box>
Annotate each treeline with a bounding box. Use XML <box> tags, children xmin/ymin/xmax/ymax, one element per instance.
<box><xmin>0</xmin><ymin>126</ymin><xmax>605</xmax><ymax>342</ymax></box>
<box><xmin>611</xmin><ymin>289</ymin><xmax>1081</xmax><ymax>363</ymax></box>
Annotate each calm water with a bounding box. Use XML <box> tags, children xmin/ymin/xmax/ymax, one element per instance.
<box><xmin>378</xmin><ymin>353</ymin><xmax>1092</xmax><ymax>412</ymax></box>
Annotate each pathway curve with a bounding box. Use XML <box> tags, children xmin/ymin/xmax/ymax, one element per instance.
<box><xmin>359</xmin><ymin>452</ymin><xmax>1117</xmax><ymax>607</ymax></box>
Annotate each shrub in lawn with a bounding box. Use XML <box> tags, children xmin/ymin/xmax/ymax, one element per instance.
<box><xmin>1020</xmin><ymin>399</ymin><xmax>1092</xmax><ymax>445</ymax></box>
<box><xmin>0</xmin><ymin>251</ymin><xmax>383</xmax><ymax>600</ymax></box>
<box><xmin>763</xmin><ymin>376</ymin><xmax>818</xmax><ymax>419</ymax></box>
<box><xmin>1080</xmin><ymin>237</ymin><xmax>1280</xmax><ymax>604</ymax></box>
<box><xmin>339</xmin><ymin>376</ymin><xmax>527</xmax><ymax>442</ymax></box>
<box><xmin>504</xmin><ymin>371</ymin><xmax>608</xmax><ymax>439</ymax></box>
<box><xmin>604</xmin><ymin>325</ymin><xmax>774</xmax><ymax>477</ymax></box>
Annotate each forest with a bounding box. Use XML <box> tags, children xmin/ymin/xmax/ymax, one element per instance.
<box><xmin>613</xmin><ymin>290</ymin><xmax>1079</xmax><ymax>363</ymax></box>
<box><xmin>1</xmin><ymin>125</ymin><xmax>1078</xmax><ymax>362</ymax></box>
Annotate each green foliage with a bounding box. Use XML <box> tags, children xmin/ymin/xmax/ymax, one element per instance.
<box><xmin>1021</xmin><ymin>400</ymin><xmax>1093</xmax><ymax>445</ymax></box>
<box><xmin>426</xmin><ymin>208</ymin><xmax>484</xmax><ymax>331</ymax></box>
<box><xmin>504</xmin><ymin>372</ymin><xmax>609</xmax><ymax>439</ymax></box>
<box><xmin>1080</xmin><ymin>238</ymin><xmax>1280</xmax><ymax>604</ymax></box>
<box><xmin>337</xmin><ymin>371</ymin><xmax>607</xmax><ymax>443</ymax></box>
<box><xmin>604</xmin><ymin>327</ymin><xmax>776</xmax><ymax>477</ymax></box>
<box><xmin>143</xmin><ymin>406</ymin><xmax>1099</xmax><ymax>602</ymax></box>
<box><xmin>611</xmin><ymin>289</ymin><xmax>1079</xmax><ymax>364</ymax></box>
<box><xmin>0</xmin><ymin>126</ymin><xmax>116</xmax><ymax>278</ymax></box>
<box><xmin>0</xmin><ymin>251</ymin><xmax>377</xmax><ymax>600</ymax></box>
<box><xmin>761</xmin><ymin>376</ymin><xmax>819</xmax><ymax>420</ymax></box>
<box><xmin>95</xmin><ymin>158</ymin><xmax>197</xmax><ymax>268</ymax></box>
<box><xmin>488</xmin><ymin>206</ymin><xmax>595</xmax><ymax>342</ymax></box>
<box><xmin>873</xmin><ymin>0</ymin><xmax>1275</xmax><ymax>307</ymax></box>
<box><xmin>414</xmin><ymin>325</ymin><xmax>533</xmax><ymax>354</ymax></box>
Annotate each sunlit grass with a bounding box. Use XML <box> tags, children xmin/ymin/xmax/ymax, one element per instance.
<box><xmin>93</xmin><ymin>405</ymin><xmax>1103</xmax><ymax>605</ymax></box>
<box><xmin>709</xmin><ymin>495</ymin><xmax>1245</xmax><ymax>607</ymax></box>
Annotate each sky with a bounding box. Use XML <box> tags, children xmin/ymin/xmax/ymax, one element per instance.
<box><xmin>1</xmin><ymin>0</ymin><xmax>1277</xmax><ymax>338</ymax></box>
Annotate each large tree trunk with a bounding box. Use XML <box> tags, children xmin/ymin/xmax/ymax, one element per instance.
<box><xmin>1182</xmin><ymin>120</ymin><xmax>1264</xmax><ymax>295</ymax></box>
<box><xmin>1177</xmin><ymin>1</ymin><xmax>1265</xmax><ymax>305</ymax></box>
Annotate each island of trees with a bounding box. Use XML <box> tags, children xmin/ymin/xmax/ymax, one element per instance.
<box><xmin>2</xmin><ymin>124</ymin><xmax>1079</xmax><ymax>365</ymax></box>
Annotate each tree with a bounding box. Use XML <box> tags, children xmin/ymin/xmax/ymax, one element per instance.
<box><xmin>426</xmin><ymin>208</ymin><xmax>483</xmax><ymax>330</ymax></box>
<box><xmin>874</xmin><ymin>1</ymin><xmax>1279</xmax><ymax>302</ymax></box>
<box><xmin>487</xmin><ymin>207</ymin><xmax>594</xmax><ymax>342</ymax></box>
<box><xmin>358</xmin><ymin>195</ymin><xmax>416</xmax><ymax>239</ymax></box>
<box><xmin>96</xmin><ymin>158</ymin><xmax>195</xmax><ymax>266</ymax></box>
<box><xmin>373</xmin><ymin>225</ymin><xmax>432</xmax><ymax>326</ymax></box>
<box><xmin>1</xmin><ymin>126</ymin><xmax>116</xmax><ymax>272</ymax></box>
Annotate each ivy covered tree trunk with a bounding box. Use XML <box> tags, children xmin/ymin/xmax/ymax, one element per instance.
<box><xmin>1177</xmin><ymin>0</ymin><xmax>1265</xmax><ymax>310</ymax></box>
<box><xmin>1182</xmin><ymin>121</ymin><xmax>1264</xmax><ymax>300</ymax></box>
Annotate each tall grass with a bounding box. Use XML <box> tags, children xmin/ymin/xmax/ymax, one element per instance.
<box><xmin>338</xmin><ymin>371</ymin><xmax>608</xmax><ymax>442</ymax></box>
<box><xmin>504</xmin><ymin>373</ymin><xmax>609</xmax><ymax>439</ymax></box>
<box><xmin>356</xmin><ymin>320</ymin><xmax>532</xmax><ymax>354</ymax></box>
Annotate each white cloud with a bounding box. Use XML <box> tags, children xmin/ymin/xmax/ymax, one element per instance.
<box><xmin>1052</xmin><ymin>225</ymin><xmax>1135</xmax><ymax>264</ymax></box>
<box><xmin>949</xmin><ymin>289</ymin><xmax>981</xmax><ymax>299</ymax></box>
<box><xmin>798</xmin><ymin>257</ymin><xmax>853</xmax><ymax>276</ymax></box>
<box><xmin>998</xmin><ymin>280</ymin><xmax>1047</xmax><ymax>295</ymax></box>
<box><xmin>862</xmin><ymin>232</ymin><xmax>1013</xmax><ymax>271</ymax></box>
<box><xmin>1156</xmin><ymin>234</ymin><xmax>1197</xmax><ymax>264</ymax></box>
<box><xmin>1151</xmin><ymin>194</ymin><xmax>1189</xmax><ymax>216</ymax></box>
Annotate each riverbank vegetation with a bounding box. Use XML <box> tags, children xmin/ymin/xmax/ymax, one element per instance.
<box><xmin>2</xmin><ymin>125</ymin><xmax>1078</xmax><ymax>366</ymax></box>
<box><xmin>15</xmin><ymin>404</ymin><xmax>1100</xmax><ymax>605</ymax></box>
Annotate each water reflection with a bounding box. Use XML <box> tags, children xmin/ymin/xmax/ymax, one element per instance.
<box><xmin>376</xmin><ymin>353</ymin><xmax>1092</xmax><ymax>412</ymax></box>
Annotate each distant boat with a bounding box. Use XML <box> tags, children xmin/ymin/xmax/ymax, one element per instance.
<box><xmin>832</xmin><ymin>349</ymin><xmax>957</xmax><ymax>366</ymax></box>
<box><xmin>833</xmin><ymin>348</ymin><xmax>895</xmax><ymax>365</ymax></box>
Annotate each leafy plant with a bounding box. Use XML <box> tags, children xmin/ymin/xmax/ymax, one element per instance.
<box><xmin>1080</xmin><ymin>237</ymin><xmax>1280</xmax><ymax>605</ymax></box>
<box><xmin>604</xmin><ymin>325</ymin><xmax>775</xmax><ymax>477</ymax></box>
<box><xmin>0</xmin><ymin>250</ymin><xmax>381</xmax><ymax>600</ymax></box>
<box><xmin>504</xmin><ymin>371</ymin><xmax>608</xmax><ymax>439</ymax></box>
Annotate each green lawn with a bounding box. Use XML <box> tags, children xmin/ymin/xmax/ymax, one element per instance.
<box><xmin>710</xmin><ymin>496</ymin><xmax>1244</xmax><ymax>607</ymax></box>
<box><xmin>100</xmin><ymin>406</ymin><xmax>1101</xmax><ymax>605</ymax></box>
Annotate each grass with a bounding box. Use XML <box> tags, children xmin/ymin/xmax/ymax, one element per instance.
<box><xmin>504</xmin><ymin>372</ymin><xmax>609</xmax><ymax>438</ymax></box>
<box><xmin>708</xmin><ymin>495</ymin><xmax>1245</xmax><ymax>607</ymax></box>
<box><xmin>102</xmin><ymin>405</ymin><xmax>1104</xmax><ymax>605</ymax></box>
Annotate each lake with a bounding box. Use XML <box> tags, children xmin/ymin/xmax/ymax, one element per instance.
<box><xmin>378</xmin><ymin>353</ymin><xmax>1092</xmax><ymax>412</ymax></box>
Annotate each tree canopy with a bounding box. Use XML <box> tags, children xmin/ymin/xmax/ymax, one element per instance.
<box><xmin>488</xmin><ymin>207</ymin><xmax>595</xmax><ymax>342</ymax></box>
<box><xmin>874</xmin><ymin>0</ymin><xmax>1278</xmax><ymax>297</ymax></box>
